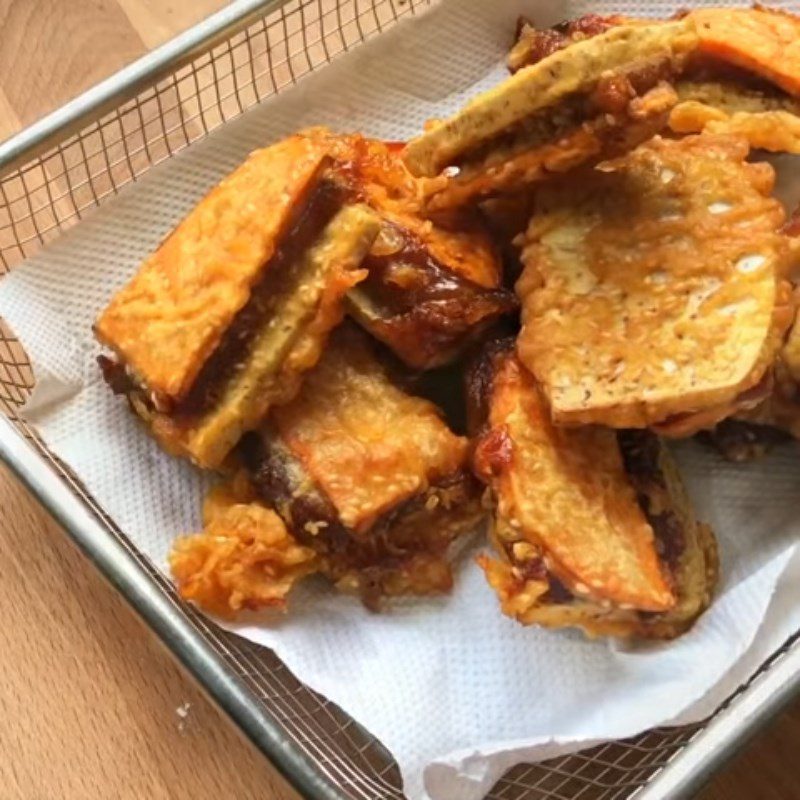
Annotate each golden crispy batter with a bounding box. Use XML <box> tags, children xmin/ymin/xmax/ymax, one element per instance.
<box><xmin>137</xmin><ymin>203</ymin><xmax>379</xmax><ymax>468</ymax></box>
<box><xmin>474</xmin><ymin>352</ymin><xmax>673</xmax><ymax>611</ymax></box>
<box><xmin>688</xmin><ymin>6</ymin><xmax>800</xmax><ymax>98</ymax></box>
<box><xmin>480</xmin><ymin>522</ymin><xmax>717</xmax><ymax>639</ymax></box>
<box><xmin>95</xmin><ymin>136</ymin><xmax>329</xmax><ymax>402</ymax></box>
<box><xmin>169</xmin><ymin>478</ymin><xmax>318</xmax><ymax>617</ymax></box>
<box><xmin>271</xmin><ymin>325</ymin><xmax>469</xmax><ymax>533</ymax></box>
<box><xmin>301</xmin><ymin>128</ymin><xmax>501</xmax><ymax>287</ymax></box>
<box><xmin>403</xmin><ymin>21</ymin><xmax>696</xmax><ymax>178</ymax></box>
<box><xmin>423</xmin><ymin>82</ymin><xmax>678</xmax><ymax>212</ymax></box>
<box><xmin>517</xmin><ymin>134</ymin><xmax>794</xmax><ymax>430</ymax></box>
<box><xmin>473</xmin><ymin>348</ymin><xmax>717</xmax><ymax>639</ymax></box>
<box><xmin>670</xmin><ymin>80</ymin><xmax>800</xmax><ymax>152</ymax></box>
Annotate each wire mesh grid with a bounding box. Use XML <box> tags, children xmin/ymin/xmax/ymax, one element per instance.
<box><xmin>0</xmin><ymin>1</ymin><xmax>798</xmax><ymax>798</ymax></box>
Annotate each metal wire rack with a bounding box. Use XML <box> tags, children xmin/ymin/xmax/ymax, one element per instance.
<box><xmin>1</xmin><ymin>1</ymin><xmax>799</xmax><ymax>798</ymax></box>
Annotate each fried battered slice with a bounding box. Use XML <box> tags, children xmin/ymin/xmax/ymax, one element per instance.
<box><xmin>240</xmin><ymin>324</ymin><xmax>483</xmax><ymax>609</ymax></box>
<box><xmin>403</xmin><ymin>21</ymin><xmax>697</xmax><ymax>210</ymax></box>
<box><xmin>169</xmin><ymin>475</ymin><xmax>318</xmax><ymax>617</ymax></box>
<box><xmin>688</xmin><ymin>6</ymin><xmax>800</xmax><ymax>98</ymax></box>
<box><xmin>517</xmin><ymin>134</ymin><xmax>794</xmax><ymax>432</ymax></box>
<box><xmin>670</xmin><ymin>80</ymin><xmax>800</xmax><ymax>152</ymax></box>
<box><xmin>96</xmin><ymin>136</ymin><xmax>329</xmax><ymax>404</ymax></box>
<box><xmin>509</xmin><ymin>11</ymin><xmax>800</xmax><ymax>157</ymax></box>
<box><xmin>470</xmin><ymin>344</ymin><xmax>717</xmax><ymax>639</ymax></box>
<box><xmin>102</xmin><ymin>201</ymin><xmax>380</xmax><ymax>468</ymax></box>
<box><xmin>299</xmin><ymin>128</ymin><xmax>516</xmax><ymax>368</ymax></box>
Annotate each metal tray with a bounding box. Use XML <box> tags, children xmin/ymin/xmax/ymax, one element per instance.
<box><xmin>0</xmin><ymin>1</ymin><xmax>799</xmax><ymax>797</ymax></box>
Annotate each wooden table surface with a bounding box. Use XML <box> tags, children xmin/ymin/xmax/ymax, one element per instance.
<box><xmin>0</xmin><ymin>1</ymin><xmax>799</xmax><ymax>799</ymax></box>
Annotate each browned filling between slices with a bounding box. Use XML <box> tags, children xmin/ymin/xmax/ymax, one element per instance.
<box><xmin>98</xmin><ymin>177</ymin><xmax>345</xmax><ymax>417</ymax></box>
<box><xmin>239</xmin><ymin>426</ymin><xmax>479</xmax><ymax>609</ymax></box>
<box><xmin>617</xmin><ymin>430</ymin><xmax>686</xmax><ymax>576</ymax></box>
<box><xmin>451</xmin><ymin>58</ymin><xmax>675</xmax><ymax>177</ymax></box>
<box><xmin>349</xmin><ymin>223</ymin><xmax>516</xmax><ymax>368</ymax></box>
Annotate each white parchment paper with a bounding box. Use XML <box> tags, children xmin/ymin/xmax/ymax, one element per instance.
<box><xmin>2</xmin><ymin>2</ymin><xmax>800</xmax><ymax>798</ymax></box>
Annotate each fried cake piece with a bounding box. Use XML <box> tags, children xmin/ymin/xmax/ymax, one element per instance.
<box><xmin>299</xmin><ymin>128</ymin><xmax>516</xmax><ymax>368</ymax></box>
<box><xmin>240</xmin><ymin>324</ymin><xmax>483</xmax><ymax>609</ymax></box>
<box><xmin>469</xmin><ymin>343</ymin><xmax>717</xmax><ymax>639</ymax></box>
<box><xmin>403</xmin><ymin>21</ymin><xmax>696</xmax><ymax>210</ymax></box>
<box><xmin>509</xmin><ymin>11</ymin><xmax>800</xmax><ymax>156</ymax></box>
<box><xmin>516</xmin><ymin>134</ymin><xmax>795</xmax><ymax>434</ymax></box>
<box><xmin>169</xmin><ymin>473</ymin><xmax>319</xmax><ymax>616</ymax></box>
<box><xmin>96</xmin><ymin>136</ymin><xmax>381</xmax><ymax>468</ymax></box>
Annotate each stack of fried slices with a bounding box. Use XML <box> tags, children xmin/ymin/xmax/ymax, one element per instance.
<box><xmin>97</xmin><ymin>6</ymin><xmax>800</xmax><ymax>638</ymax></box>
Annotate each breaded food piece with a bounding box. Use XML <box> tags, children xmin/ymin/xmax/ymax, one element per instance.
<box><xmin>670</xmin><ymin>80</ymin><xmax>800</xmax><ymax>152</ymax></box>
<box><xmin>99</xmin><ymin>188</ymin><xmax>380</xmax><ymax>468</ymax></box>
<box><xmin>517</xmin><ymin>134</ymin><xmax>795</xmax><ymax>433</ymax></box>
<box><xmin>299</xmin><ymin>128</ymin><xmax>516</xmax><ymax>368</ymax></box>
<box><xmin>403</xmin><ymin>21</ymin><xmax>697</xmax><ymax>210</ymax></box>
<box><xmin>469</xmin><ymin>343</ymin><xmax>717</xmax><ymax>639</ymax></box>
<box><xmin>240</xmin><ymin>324</ymin><xmax>483</xmax><ymax>609</ymax></box>
<box><xmin>96</xmin><ymin>136</ymin><xmax>328</xmax><ymax>404</ymax></box>
<box><xmin>509</xmin><ymin>12</ymin><xmax>800</xmax><ymax>157</ymax></box>
<box><xmin>688</xmin><ymin>6</ymin><xmax>800</xmax><ymax>98</ymax></box>
<box><xmin>169</xmin><ymin>474</ymin><xmax>318</xmax><ymax>617</ymax></box>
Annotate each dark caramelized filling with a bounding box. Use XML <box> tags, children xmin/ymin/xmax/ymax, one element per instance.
<box><xmin>617</xmin><ymin>430</ymin><xmax>685</xmax><ymax>576</ymax></box>
<box><xmin>97</xmin><ymin>355</ymin><xmax>137</xmax><ymax>397</ymax></box>
<box><xmin>176</xmin><ymin>178</ymin><xmax>345</xmax><ymax>416</ymax></box>
<box><xmin>240</xmin><ymin>427</ymin><xmax>479</xmax><ymax>608</ymax></box>
<box><xmin>352</xmin><ymin>225</ymin><xmax>516</xmax><ymax>367</ymax></box>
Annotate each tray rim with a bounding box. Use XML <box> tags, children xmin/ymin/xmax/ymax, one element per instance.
<box><xmin>0</xmin><ymin>1</ymin><xmax>799</xmax><ymax>798</ymax></box>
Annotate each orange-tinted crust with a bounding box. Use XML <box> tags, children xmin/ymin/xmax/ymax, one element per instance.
<box><xmin>169</xmin><ymin>479</ymin><xmax>318</xmax><ymax>617</ymax></box>
<box><xmin>300</xmin><ymin>127</ymin><xmax>502</xmax><ymax>287</ymax></box>
<box><xmin>476</xmin><ymin>352</ymin><xmax>674</xmax><ymax>611</ymax></box>
<box><xmin>271</xmin><ymin>326</ymin><xmax>469</xmax><ymax>532</ymax></box>
<box><xmin>95</xmin><ymin>135</ymin><xmax>328</xmax><ymax>402</ymax></box>
<box><xmin>689</xmin><ymin>7</ymin><xmax>800</xmax><ymax>97</ymax></box>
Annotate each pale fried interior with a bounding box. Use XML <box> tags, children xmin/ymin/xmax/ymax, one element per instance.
<box><xmin>474</xmin><ymin>348</ymin><xmax>717</xmax><ymax>639</ymax></box>
<box><xmin>169</xmin><ymin>474</ymin><xmax>319</xmax><ymax>617</ymax></box>
<box><xmin>516</xmin><ymin>134</ymin><xmax>794</xmax><ymax>432</ymax></box>
<box><xmin>240</xmin><ymin>325</ymin><xmax>483</xmax><ymax>609</ymax></box>
<box><xmin>402</xmin><ymin>21</ymin><xmax>697</xmax><ymax>209</ymax></box>
<box><xmin>507</xmin><ymin>10</ymin><xmax>800</xmax><ymax>161</ymax></box>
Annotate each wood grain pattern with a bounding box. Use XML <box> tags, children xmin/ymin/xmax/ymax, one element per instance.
<box><xmin>0</xmin><ymin>2</ymin><xmax>797</xmax><ymax>799</ymax></box>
